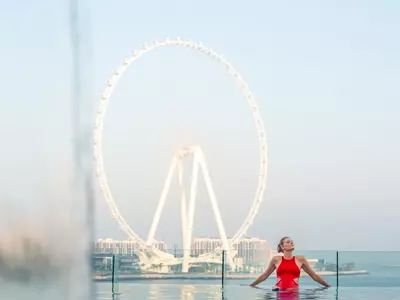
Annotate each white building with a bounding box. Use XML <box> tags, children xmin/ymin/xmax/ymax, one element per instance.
<box><xmin>191</xmin><ymin>237</ymin><xmax>222</xmax><ymax>256</ymax></box>
<box><xmin>191</xmin><ymin>236</ymin><xmax>271</xmax><ymax>266</ymax></box>
<box><xmin>234</xmin><ymin>237</ymin><xmax>271</xmax><ymax>266</ymax></box>
<box><xmin>94</xmin><ymin>238</ymin><xmax>168</xmax><ymax>255</ymax></box>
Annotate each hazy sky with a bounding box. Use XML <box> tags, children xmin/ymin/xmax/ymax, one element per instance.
<box><xmin>1</xmin><ymin>0</ymin><xmax>399</xmax><ymax>251</ymax></box>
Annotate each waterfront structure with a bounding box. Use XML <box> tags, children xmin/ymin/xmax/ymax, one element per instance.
<box><xmin>94</xmin><ymin>238</ymin><xmax>168</xmax><ymax>255</ymax></box>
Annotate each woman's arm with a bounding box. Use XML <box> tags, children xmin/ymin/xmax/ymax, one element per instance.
<box><xmin>250</xmin><ymin>257</ymin><xmax>277</xmax><ymax>287</ymax></box>
<box><xmin>299</xmin><ymin>256</ymin><xmax>331</xmax><ymax>287</ymax></box>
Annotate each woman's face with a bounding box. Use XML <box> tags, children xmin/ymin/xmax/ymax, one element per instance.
<box><xmin>281</xmin><ymin>237</ymin><xmax>295</xmax><ymax>252</ymax></box>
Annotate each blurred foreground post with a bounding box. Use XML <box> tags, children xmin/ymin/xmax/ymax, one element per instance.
<box><xmin>69</xmin><ymin>0</ymin><xmax>95</xmax><ymax>298</ymax></box>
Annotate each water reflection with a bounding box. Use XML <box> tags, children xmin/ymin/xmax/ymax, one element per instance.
<box><xmin>180</xmin><ymin>284</ymin><xmax>195</xmax><ymax>300</ymax></box>
<box><xmin>180</xmin><ymin>284</ymin><xmax>223</xmax><ymax>300</ymax></box>
<box><xmin>148</xmin><ymin>284</ymin><xmax>163</xmax><ymax>299</ymax></box>
<box><xmin>253</xmin><ymin>287</ymin><xmax>333</xmax><ymax>300</ymax></box>
<box><xmin>96</xmin><ymin>282</ymin><xmax>400</xmax><ymax>300</ymax></box>
<box><xmin>144</xmin><ymin>284</ymin><xmax>226</xmax><ymax>300</ymax></box>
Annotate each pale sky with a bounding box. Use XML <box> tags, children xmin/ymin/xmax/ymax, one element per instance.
<box><xmin>1</xmin><ymin>0</ymin><xmax>399</xmax><ymax>251</ymax></box>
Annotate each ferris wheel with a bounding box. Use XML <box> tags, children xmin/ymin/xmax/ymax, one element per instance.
<box><xmin>93</xmin><ymin>37</ymin><xmax>268</xmax><ymax>253</ymax></box>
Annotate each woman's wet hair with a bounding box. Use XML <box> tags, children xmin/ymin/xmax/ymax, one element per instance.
<box><xmin>277</xmin><ymin>236</ymin><xmax>290</xmax><ymax>253</ymax></box>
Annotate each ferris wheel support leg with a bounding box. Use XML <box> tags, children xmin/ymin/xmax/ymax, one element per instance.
<box><xmin>146</xmin><ymin>157</ymin><xmax>178</xmax><ymax>246</ymax></box>
<box><xmin>177</xmin><ymin>159</ymin><xmax>187</xmax><ymax>252</ymax></box>
<box><xmin>198</xmin><ymin>151</ymin><xmax>235</xmax><ymax>268</ymax></box>
<box><xmin>182</xmin><ymin>153</ymin><xmax>200</xmax><ymax>273</ymax></box>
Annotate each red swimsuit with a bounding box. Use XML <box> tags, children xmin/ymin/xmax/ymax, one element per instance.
<box><xmin>275</xmin><ymin>256</ymin><xmax>301</xmax><ymax>290</ymax></box>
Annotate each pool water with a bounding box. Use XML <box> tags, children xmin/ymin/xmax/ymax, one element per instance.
<box><xmin>1</xmin><ymin>280</ymin><xmax>399</xmax><ymax>299</ymax></box>
<box><xmin>96</xmin><ymin>264</ymin><xmax>400</xmax><ymax>299</ymax></box>
<box><xmin>96</xmin><ymin>282</ymin><xmax>400</xmax><ymax>300</ymax></box>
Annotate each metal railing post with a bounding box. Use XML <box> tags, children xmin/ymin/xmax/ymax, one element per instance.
<box><xmin>112</xmin><ymin>254</ymin><xmax>116</xmax><ymax>295</ymax></box>
<box><xmin>221</xmin><ymin>250</ymin><xmax>226</xmax><ymax>287</ymax></box>
<box><xmin>336</xmin><ymin>251</ymin><xmax>339</xmax><ymax>288</ymax></box>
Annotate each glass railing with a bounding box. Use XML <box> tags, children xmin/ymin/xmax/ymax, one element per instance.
<box><xmin>294</xmin><ymin>249</ymin><xmax>339</xmax><ymax>288</ymax></box>
<box><xmin>337</xmin><ymin>251</ymin><xmax>400</xmax><ymax>288</ymax></box>
<box><xmin>93</xmin><ymin>249</ymin><xmax>227</xmax><ymax>296</ymax></box>
<box><xmin>92</xmin><ymin>254</ymin><xmax>119</xmax><ymax>296</ymax></box>
<box><xmin>92</xmin><ymin>249</ymin><xmax>400</xmax><ymax>299</ymax></box>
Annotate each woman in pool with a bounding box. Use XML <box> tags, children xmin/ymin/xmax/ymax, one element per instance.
<box><xmin>249</xmin><ymin>236</ymin><xmax>331</xmax><ymax>291</ymax></box>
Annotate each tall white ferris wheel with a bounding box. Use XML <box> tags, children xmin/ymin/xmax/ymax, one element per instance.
<box><xmin>93</xmin><ymin>38</ymin><xmax>267</xmax><ymax>272</ymax></box>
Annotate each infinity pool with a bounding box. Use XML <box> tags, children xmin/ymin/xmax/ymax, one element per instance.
<box><xmin>96</xmin><ymin>282</ymin><xmax>400</xmax><ymax>300</ymax></box>
<box><xmin>96</xmin><ymin>265</ymin><xmax>400</xmax><ymax>299</ymax></box>
<box><xmin>1</xmin><ymin>280</ymin><xmax>399</xmax><ymax>299</ymax></box>
<box><xmin>2</xmin><ymin>264</ymin><xmax>400</xmax><ymax>300</ymax></box>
